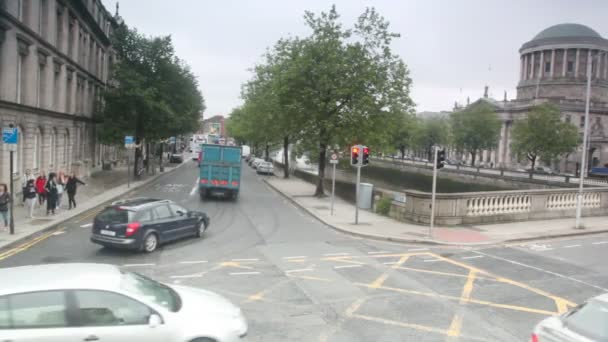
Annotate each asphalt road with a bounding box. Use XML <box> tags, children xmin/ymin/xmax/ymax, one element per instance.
<box><xmin>1</xmin><ymin>160</ymin><xmax>607</xmax><ymax>341</ymax></box>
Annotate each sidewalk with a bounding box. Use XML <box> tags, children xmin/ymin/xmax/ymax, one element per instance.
<box><xmin>0</xmin><ymin>161</ymin><xmax>188</xmax><ymax>252</ymax></box>
<box><xmin>265</xmin><ymin>176</ymin><xmax>608</xmax><ymax>245</ymax></box>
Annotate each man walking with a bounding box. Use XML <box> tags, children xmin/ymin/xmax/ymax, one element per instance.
<box><xmin>21</xmin><ymin>169</ymin><xmax>34</xmax><ymax>205</ymax></box>
<box><xmin>66</xmin><ymin>173</ymin><xmax>86</xmax><ymax>210</ymax></box>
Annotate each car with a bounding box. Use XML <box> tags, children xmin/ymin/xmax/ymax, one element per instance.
<box><xmin>251</xmin><ymin>158</ymin><xmax>264</xmax><ymax>169</ymax></box>
<box><xmin>532</xmin><ymin>293</ymin><xmax>608</xmax><ymax>342</ymax></box>
<box><xmin>91</xmin><ymin>198</ymin><xmax>210</xmax><ymax>253</ymax></box>
<box><xmin>169</xmin><ymin>152</ymin><xmax>184</xmax><ymax>163</ymax></box>
<box><xmin>527</xmin><ymin>166</ymin><xmax>555</xmax><ymax>174</ymax></box>
<box><xmin>247</xmin><ymin>157</ymin><xmax>257</xmax><ymax>167</ymax></box>
<box><xmin>0</xmin><ymin>263</ymin><xmax>248</xmax><ymax>341</ymax></box>
<box><xmin>257</xmin><ymin>161</ymin><xmax>274</xmax><ymax>175</ymax></box>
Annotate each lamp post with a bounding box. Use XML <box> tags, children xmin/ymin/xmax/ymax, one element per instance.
<box><xmin>575</xmin><ymin>50</ymin><xmax>607</xmax><ymax>229</ymax></box>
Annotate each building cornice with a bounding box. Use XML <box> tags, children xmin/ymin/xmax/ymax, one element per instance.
<box><xmin>0</xmin><ymin>100</ymin><xmax>96</xmax><ymax>123</ymax></box>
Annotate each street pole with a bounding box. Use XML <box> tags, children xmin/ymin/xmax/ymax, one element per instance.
<box><xmin>9</xmin><ymin>150</ymin><xmax>15</xmax><ymax>235</ymax></box>
<box><xmin>429</xmin><ymin>146</ymin><xmax>439</xmax><ymax>237</ymax></box>
<box><xmin>127</xmin><ymin>153</ymin><xmax>130</xmax><ymax>188</ymax></box>
<box><xmin>355</xmin><ymin>161</ymin><xmax>361</xmax><ymax>225</ymax></box>
<box><xmin>575</xmin><ymin>53</ymin><xmax>594</xmax><ymax>229</ymax></box>
<box><xmin>331</xmin><ymin>162</ymin><xmax>336</xmax><ymax>216</ymax></box>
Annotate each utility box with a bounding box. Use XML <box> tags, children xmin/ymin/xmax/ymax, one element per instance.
<box><xmin>358</xmin><ymin>183</ymin><xmax>374</xmax><ymax>209</ymax></box>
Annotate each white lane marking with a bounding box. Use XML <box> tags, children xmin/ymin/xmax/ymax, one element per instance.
<box><xmin>334</xmin><ymin>265</ymin><xmax>362</xmax><ymax>269</ymax></box>
<box><xmin>383</xmin><ymin>262</ymin><xmax>398</xmax><ymax>265</ymax></box>
<box><xmin>179</xmin><ymin>260</ymin><xmax>208</xmax><ymax>264</ymax></box>
<box><xmin>229</xmin><ymin>272</ymin><xmax>261</xmax><ymax>276</ymax></box>
<box><xmin>122</xmin><ymin>263</ymin><xmax>155</xmax><ymax>267</ymax></box>
<box><xmin>80</xmin><ymin>223</ymin><xmax>92</xmax><ymax>228</ymax></box>
<box><xmin>232</xmin><ymin>258</ymin><xmax>259</xmax><ymax>262</ymax></box>
<box><xmin>283</xmin><ymin>256</ymin><xmax>307</xmax><ymax>260</ymax></box>
<box><xmin>592</xmin><ymin>241</ymin><xmax>608</xmax><ymax>245</ymax></box>
<box><xmin>564</xmin><ymin>245</ymin><xmax>581</xmax><ymax>248</ymax></box>
<box><xmin>423</xmin><ymin>259</ymin><xmax>440</xmax><ymax>262</ymax></box>
<box><xmin>170</xmin><ymin>274</ymin><xmax>202</xmax><ymax>279</ymax></box>
<box><xmin>461</xmin><ymin>255</ymin><xmax>484</xmax><ymax>260</ymax></box>
<box><xmin>408</xmin><ymin>248</ymin><xmax>428</xmax><ymax>252</ymax></box>
<box><xmin>323</xmin><ymin>252</ymin><xmax>349</xmax><ymax>256</ymax></box>
<box><xmin>474</xmin><ymin>250</ymin><xmax>608</xmax><ymax>292</ymax></box>
<box><xmin>367</xmin><ymin>251</ymin><xmax>389</xmax><ymax>255</ymax></box>
<box><xmin>189</xmin><ymin>178</ymin><xmax>199</xmax><ymax>196</ymax></box>
<box><xmin>52</xmin><ymin>231</ymin><xmax>66</xmax><ymax>236</ymax></box>
<box><xmin>285</xmin><ymin>268</ymin><xmax>314</xmax><ymax>273</ymax></box>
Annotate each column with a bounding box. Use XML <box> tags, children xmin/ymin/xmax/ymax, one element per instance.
<box><xmin>505</xmin><ymin>122</ymin><xmax>512</xmax><ymax>166</ymax></box>
<box><xmin>0</xmin><ymin>25</ymin><xmax>18</xmax><ymax>102</ymax></box>
<box><xmin>497</xmin><ymin>122</ymin><xmax>505</xmax><ymax>166</ymax></box>
<box><xmin>24</xmin><ymin>44</ymin><xmax>37</xmax><ymax>107</ymax></box>
<box><xmin>44</xmin><ymin>53</ymin><xmax>53</xmax><ymax>110</ymax></box>
<box><xmin>575</xmin><ymin>49</ymin><xmax>580</xmax><ymax>77</ymax></box>
<box><xmin>587</xmin><ymin>49</ymin><xmax>592</xmax><ymax>78</ymax></box>
<box><xmin>596</xmin><ymin>50</ymin><xmax>602</xmax><ymax>78</ymax></box>
<box><xmin>530</xmin><ymin>53</ymin><xmax>535</xmax><ymax>79</ymax></box>
<box><xmin>550</xmin><ymin>49</ymin><xmax>555</xmax><ymax>79</ymax></box>
<box><xmin>562</xmin><ymin>49</ymin><xmax>567</xmax><ymax>77</ymax></box>
<box><xmin>520</xmin><ymin>56</ymin><xmax>525</xmax><ymax>81</ymax></box>
<box><xmin>72</xmin><ymin>19</ymin><xmax>79</xmax><ymax>61</ymax></box>
<box><xmin>604</xmin><ymin>53</ymin><xmax>608</xmax><ymax>79</ymax></box>
<box><xmin>523</xmin><ymin>54</ymin><xmax>528</xmax><ymax>80</ymax></box>
<box><xmin>48</xmin><ymin>0</ymin><xmax>56</xmax><ymax>45</ymax></box>
<box><xmin>56</xmin><ymin>63</ymin><xmax>66</xmax><ymax>112</ymax></box>
<box><xmin>539</xmin><ymin>50</ymin><xmax>544</xmax><ymax>78</ymax></box>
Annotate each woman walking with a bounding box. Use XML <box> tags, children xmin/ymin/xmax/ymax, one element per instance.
<box><xmin>56</xmin><ymin>171</ymin><xmax>66</xmax><ymax>211</ymax></box>
<box><xmin>45</xmin><ymin>173</ymin><xmax>58</xmax><ymax>215</ymax></box>
<box><xmin>0</xmin><ymin>184</ymin><xmax>10</xmax><ymax>230</ymax></box>
<box><xmin>24</xmin><ymin>179</ymin><xmax>37</xmax><ymax>219</ymax></box>
<box><xmin>35</xmin><ymin>172</ymin><xmax>47</xmax><ymax>205</ymax></box>
<box><xmin>66</xmin><ymin>173</ymin><xmax>86</xmax><ymax>210</ymax></box>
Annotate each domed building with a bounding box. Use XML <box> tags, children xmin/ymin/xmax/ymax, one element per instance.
<box><xmin>460</xmin><ymin>23</ymin><xmax>608</xmax><ymax>174</ymax></box>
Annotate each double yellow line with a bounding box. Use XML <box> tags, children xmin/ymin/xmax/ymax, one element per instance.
<box><xmin>0</xmin><ymin>228</ymin><xmax>65</xmax><ymax>262</ymax></box>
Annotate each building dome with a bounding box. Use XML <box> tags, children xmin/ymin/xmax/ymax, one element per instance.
<box><xmin>532</xmin><ymin>23</ymin><xmax>602</xmax><ymax>41</ymax></box>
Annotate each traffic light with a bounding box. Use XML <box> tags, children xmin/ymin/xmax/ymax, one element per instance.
<box><xmin>437</xmin><ymin>149</ymin><xmax>446</xmax><ymax>169</ymax></box>
<box><xmin>351</xmin><ymin>146</ymin><xmax>360</xmax><ymax>166</ymax></box>
<box><xmin>362</xmin><ymin>147</ymin><xmax>370</xmax><ymax>166</ymax></box>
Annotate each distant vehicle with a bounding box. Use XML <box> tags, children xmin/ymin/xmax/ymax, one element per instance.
<box><xmin>0</xmin><ymin>263</ymin><xmax>247</xmax><ymax>341</ymax></box>
<box><xmin>257</xmin><ymin>161</ymin><xmax>274</xmax><ymax>175</ymax></box>
<box><xmin>527</xmin><ymin>166</ymin><xmax>555</xmax><ymax>174</ymax></box>
<box><xmin>169</xmin><ymin>152</ymin><xmax>184</xmax><ymax>163</ymax></box>
<box><xmin>189</xmin><ymin>134</ymin><xmax>205</xmax><ymax>153</ymax></box>
<box><xmin>91</xmin><ymin>198</ymin><xmax>209</xmax><ymax>253</ymax></box>
<box><xmin>532</xmin><ymin>293</ymin><xmax>608</xmax><ymax>342</ymax></box>
<box><xmin>589</xmin><ymin>167</ymin><xmax>608</xmax><ymax>178</ymax></box>
<box><xmin>252</xmin><ymin>158</ymin><xmax>264</xmax><ymax>169</ymax></box>
<box><xmin>199</xmin><ymin>144</ymin><xmax>242</xmax><ymax>200</ymax></box>
<box><xmin>241</xmin><ymin>145</ymin><xmax>251</xmax><ymax>158</ymax></box>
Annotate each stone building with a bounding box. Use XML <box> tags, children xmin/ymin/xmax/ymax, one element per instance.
<box><xmin>458</xmin><ymin>23</ymin><xmax>608</xmax><ymax>173</ymax></box>
<box><xmin>0</xmin><ymin>0</ymin><xmax>119</xmax><ymax>188</ymax></box>
<box><xmin>202</xmin><ymin>115</ymin><xmax>226</xmax><ymax>137</ymax></box>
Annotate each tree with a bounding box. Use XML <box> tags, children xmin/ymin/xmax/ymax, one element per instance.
<box><xmin>390</xmin><ymin>112</ymin><xmax>416</xmax><ymax>159</ymax></box>
<box><xmin>451</xmin><ymin>102</ymin><xmax>501</xmax><ymax>166</ymax></box>
<box><xmin>511</xmin><ymin>104</ymin><xmax>579</xmax><ymax>178</ymax></box>
<box><xmin>409</xmin><ymin>116</ymin><xmax>449</xmax><ymax>160</ymax></box>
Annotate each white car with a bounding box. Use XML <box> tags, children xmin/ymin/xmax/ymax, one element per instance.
<box><xmin>251</xmin><ymin>158</ymin><xmax>264</xmax><ymax>169</ymax></box>
<box><xmin>0</xmin><ymin>263</ymin><xmax>247</xmax><ymax>342</ymax></box>
<box><xmin>257</xmin><ymin>162</ymin><xmax>274</xmax><ymax>175</ymax></box>
<box><xmin>532</xmin><ymin>293</ymin><xmax>608</xmax><ymax>342</ymax></box>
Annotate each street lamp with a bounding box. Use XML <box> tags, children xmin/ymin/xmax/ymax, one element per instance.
<box><xmin>575</xmin><ymin>50</ymin><xmax>607</xmax><ymax>229</ymax></box>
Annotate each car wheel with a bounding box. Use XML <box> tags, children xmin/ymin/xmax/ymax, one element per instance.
<box><xmin>142</xmin><ymin>233</ymin><xmax>158</xmax><ymax>253</ymax></box>
<box><xmin>196</xmin><ymin>220</ymin><xmax>206</xmax><ymax>238</ymax></box>
<box><xmin>189</xmin><ymin>338</ymin><xmax>216</xmax><ymax>342</ymax></box>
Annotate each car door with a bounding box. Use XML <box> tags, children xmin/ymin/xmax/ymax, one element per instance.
<box><xmin>0</xmin><ymin>291</ymin><xmax>81</xmax><ymax>342</ymax></box>
<box><xmin>168</xmin><ymin>204</ymin><xmax>197</xmax><ymax>238</ymax></box>
<box><xmin>152</xmin><ymin>205</ymin><xmax>179</xmax><ymax>242</ymax></box>
<box><xmin>67</xmin><ymin>290</ymin><xmax>173</xmax><ymax>342</ymax></box>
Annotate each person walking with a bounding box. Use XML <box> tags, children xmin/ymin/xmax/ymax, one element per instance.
<box><xmin>21</xmin><ymin>169</ymin><xmax>34</xmax><ymax>205</ymax></box>
<box><xmin>66</xmin><ymin>173</ymin><xmax>86</xmax><ymax>210</ymax></box>
<box><xmin>0</xmin><ymin>184</ymin><xmax>10</xmax><ymax>230</ymax></box>
<box><xmin>45</xmin><ymin>173</ymin><xmax>58</xmax><ymax>215</ymax></box>
<box><xmin>35</xmin><ymin>172</ymin><xmax>47</xmax><ymax>206</ymax></box>
<box><xmin>55</xmin><ymin>171</ymin><xmax>66</xmax><ymax>211</ymax></box>
<box><xmin>24</xmin><ymin>179</ymin><xmax>37</xmax><ymax>219</ymax></box>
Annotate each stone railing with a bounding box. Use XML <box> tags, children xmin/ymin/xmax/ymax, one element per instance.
<box><xmin>389</xmin><ymin>187</ymin><xmax>608</xmax><ymax>225</ymax></box>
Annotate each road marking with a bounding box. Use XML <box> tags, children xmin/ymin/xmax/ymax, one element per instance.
<box><xmin>536</xmin><ymin>248</ymin><xmax>554</xmax><ymax>251</ymax></box>
<box><xmin>52</xmin><ymin>231</ymin><xmax>66</xmax><ymax>236</ymax></box>
<box><xmin>285</xmin><ymin>268</ymin><xmax>314</xmax><ymax>273</ymax></box>
<box><xmin>461</xmin><ymin>255</ymin><xmax>484</xmax><ymax>260</ymax></box>
<box><xmin>170</xmin><ymin>274</ymin><xmax>203</xmax><ymax>279</ymax></box>
<box><xmin>189</xmin><ymin>178</ymin><xmax>199</xmax><ymax>196</ymax></box>
<box><xmin>367</xmin><ymin>251</ymin><xmax>389</xmax><ymax>255</ymax></box>
<box><xmin>287</xmin><ymin>274</ymin><xmax>332</xmax><ymax>282</ymax></box>
<box><xmin>564</xmin><ymin>244</ymin><xmax>581</xmax><ymax>248</ymax></box>
<box><xmin>408</xmin><ymin>248</ymin><xmax>428</xmax><ymax>252</ymax></box>
<box><xmin>179</xmin><ymin>260</ymin><xmax>208</xmax><ymax>264</ymax></box>
<box><xmin>231</xmin><ymin>258</ymin><xmax>258</xmax><ymax>262</ymax></box>
<box><xmin>447</xmin><ymin>270</ymin><xmax>477</xmax><ymax>337</ymax></box>
<box><xmin>423</xmin><ymin>259</ymin><xmax>440</xmax><ymax>262</ymax></box>
<box><xmin>282</xmin><ymin>256</ymin><xmax>307</xmax><ymax>260</ymax></box>
<box><xmin>229</xmin><ymin>272</ymin><xmax>261</xmax><ymax>276</ymax></box>
<box><xmin>592</xmin><ymin>241</ymin><xmax>608</xmax><ymax>245</ymax></box>
<box><xmin>80</xmin><ymin>223</ymin><xmax>92</xmax><ymax>228</ymax></box>
<box><xmin>122</xmin><ymin>263</ymin><xmax>155</xmax><ymax>267</ymax></box>
<box><xmin>323</xmin><ymin>252</ymin><xmax>349</xmax><ymax>256</ymax></box>
<box><xmin>0</xmin><ymin>228</ymin><xmax>65</xmax><ymax>261</ymax></box>
<box><xmin>334</xmin><ymin>265</ymin><xmax>362</xmax><ymax>269</ymax></box>
<box><xmin>383</xmin><ymin>262</ymin><xmax>399</xmax><ymax>265</ymax></box>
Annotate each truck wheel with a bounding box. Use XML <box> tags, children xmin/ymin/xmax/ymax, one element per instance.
<box><xmin>199</xmin><ymin>190</ymin><xmax>206</xmax><ymax>201</ymax></box>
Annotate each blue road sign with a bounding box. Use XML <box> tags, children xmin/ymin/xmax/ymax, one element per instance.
<box><xmin>169</xmin><ymin>136</ymin><xmax>176</xmax><ymax>143</ymax></box>
<box><xmin>2</xmin><ymin>127</ymin><xmax>18</xmax><ymax>144</ymax></box>
<box><xmin>124</xmin><ymin>136</ymin><xmax>134</xmax><ymax>145</ymax></box>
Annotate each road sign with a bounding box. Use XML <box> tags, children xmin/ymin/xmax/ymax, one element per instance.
<box><xmin>331</xmin><ymin>153</ymin><xmax>338</xmax><ymax>160</ymax></box>
<box><xmin>2</xmin><ymin>127</ymin><xmax>18</xmax><ymax>144</ymax></box>
<box><xmin>329</xmin><ymin>159</ymin><xmax>338</xmax><ymax>164</ymax></box>
<box><xmin>125</xmin><ymin>136</ymin><xmax>135</xmax><ymax>149</ymax></box>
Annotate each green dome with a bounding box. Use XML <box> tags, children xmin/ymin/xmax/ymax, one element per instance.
<box><xmin>533</xmin><ymin>23</ymin><xmax>602</xmax><ymax>41</ymax></box>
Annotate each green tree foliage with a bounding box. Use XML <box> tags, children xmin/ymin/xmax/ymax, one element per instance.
<box><xmin>511</xmin><ymin>104</ymin><xmax>579</xmax><ymax>177</ymax></box>
<box><xmin>98</xmin><ymin>24</ymin><xmax>205</xmax><ymax>177</ymax></box>
<box><xmin>409</xmin><ymin>117</ymin><xmax>450</xmax><ymax>160</ymax></box>
<box><xmin>451</xmin><ymin>103</ymin><xmax>502</xmax><ymax>166</ymax></box>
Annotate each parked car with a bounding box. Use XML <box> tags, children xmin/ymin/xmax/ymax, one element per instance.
<box><xmin>248</xmin><ymin>157</ymin><xmax>257</xmax><ymax>167</ymax></box>
<box><xmin>91</xmin><ymin>198</ymin><xmax>210</xmax><ymax>253</ymax></box>
<box><xmin>169</xmin><ymin>152</ymin><xmax>184</xmax><ymax>163</ymax></box>
<box><xmin>532</xmin><ymin>293</ymin><xmax>608</xmax><ymax>342</ymax></box>
<box><xmin>252</xmin><ymin>158</ymin><xmax>264</xmax><ymax>169</ymax></box>
<box><xmin>527</xmin><ymin>166</ymin><xmax>555</xmax><ymax>174</ymax></box>
<box><xmin>0</xmin><ymin>263</ymin><xmax>248</xmax><ymax>341</ymax></box>
<box><xmin>257</xmin><ymin>161</ymin><xmax>274</xmax><ymax>175</ymax></box>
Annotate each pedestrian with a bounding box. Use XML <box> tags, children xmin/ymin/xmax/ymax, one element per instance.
<box><xmin>66</xmin><ymin>173</ymin><xmax>86</xmax><ymax>210</ymax></box>
<box><xmin>0</xmin><ymin>184</ymin><xmax>10</xmax><ymax>230</ymax></box>
<box><xmin>35</xmin><ymin>172</ymin><xmax>47</xmax><ymax>206</ymax></box>
<box><xmin>45</xmin><ymin>173</ymin><xmax>58</xmax><ymax>215</ymax></box>
<box><xmin>24</xmin><ymin>179</ymin><xmax>37</xmax><ymax>219</ymax></box>
<box><xmin>56</xmin><ymin>171</ymin><xmax>66</xmax><ymax>210</ymax></box>
<box><xmin>21</xmin><ymin>169</ymin><xmax>34</xmax><ymax>205</ymax></box>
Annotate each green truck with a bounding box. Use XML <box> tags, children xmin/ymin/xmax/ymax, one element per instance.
<box><xmin>198</xmin><ymin>144</ymin><xmax>242</xmax><ymax>200</ymax></box>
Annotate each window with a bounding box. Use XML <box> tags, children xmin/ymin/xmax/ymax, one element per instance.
<box><xmin>55</xmin><ymin>6</ymin><xmax>63</xmax><ymax>50</ymax></box>
<box><xmin>135</xmin><ymin>209</ymin><xmax>153</xmax><ymax>222</ymax></box>
<box><xmin>153</xmin><ymin>205</ymin><xmax>173</xmax><ymax>219</ymax></box>
<box><xmin>74</xmin><ymin>290</ymin><xmax>153</xmax><ymax>326</ymax></box>
<box><xmin>66</xmin><ymin>71</ymin><xmax>72</xmax><ymax>112</ymax></box>
<box><xmin>0</xmin><ymin>296</ymin><xmax>9</xmax><ymax>328</ymax></box>
<box><xmin>97</xmin><ymin>207</ymin><xmax>133</xmax><ymax>224</ymax></box>
<box><xmin>8</xmin><ymin>291</ymin><xmax>68</xmax><ymax>328</ymax></box>
<box><xmin>53</xmin><ymin>62</ymin><xmax>60</xmax><ymax>110</ymax></box>
<box><xmin>580</xmin><ymin>116</ymin><xmax>585</xmax><ymax>128</ymax></box>
<box><xmin>17</xmin><ymin>52</ymin><xmax>27</xmax><ymax>104</ymax></box>
<box><xmin>568</xmin><ymin>61</ymin><xmax>574</xmax><ymax>73</ymax></box>
<box><xmin>67</xmin><ymin>16</ymin><xmax>74</xmax><ymax>57</ymax></box>
<box><xmin>545</xmin><ymin>61</ymin><xmax>551</xmax><ymax>73</ymax></box>
<box><xmin>120</xmin><ymin>271</ymin><xmax>181</xmax><ymax>312</ymax></box>
<box><xmin>37</xmin><ymin>52</ymin><xmax>47</xmax><ymax>108</ymax></box>
<box><xmin>565</xmin><ymin>300</ymin><xmax>608</xmax><ymax>341</ymax></box>
<box><xmin>38</xmin><ymin>0</ymin><xmax>48</xmax><ymax>37</ymax></box>
<box><xmin>49</xmin><ymin>129</ymin><xmax>56</xmax><ymax>169</ymax></box>
<box><xmin>169</xmin><ymin>204</ymin><xmax>187</xmax><ymax>216</ymax></box>
<box><xmin>33</xmin><ymin>129</ymin><xmax>41</xmax><ymax>171</ymax></box>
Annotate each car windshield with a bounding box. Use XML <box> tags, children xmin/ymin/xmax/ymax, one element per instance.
<box><xmin>565</xmin><ymin>300</ymin><xmax>608</xmax><ymax>341</ymax></box>
<box><xmin>120</xmin><ymin>271</ymin><xmax>182</xmax><ymax>312</ymax></box>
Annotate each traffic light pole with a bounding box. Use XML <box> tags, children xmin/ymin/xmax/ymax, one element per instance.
<box><xmin>429</xmin><ymin>146</ymin><xmax>439</xmax><ymax>237</ymax></box>
<box><xmin>355</xmin><ymin>162</ymin><xmax>361</xmax><ymax>225</ymax></box>
<box><xmin>9</xmin><ymin>149</ymin><xmax>15</xmax><ymax>235</ymax></box>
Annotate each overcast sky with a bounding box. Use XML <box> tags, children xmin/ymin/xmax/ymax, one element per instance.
<box><xmin>102</xmin><ymin>0</ymin><xmax>608</xmax><ymax>118</ymax></box>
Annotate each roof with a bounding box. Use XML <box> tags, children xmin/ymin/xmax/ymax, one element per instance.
<box><xmin>110</xmin><ymin>197</ymin><xmax>169</xmax><ymax>209</ymax></box>
<box><xmin>521</xmin><ymin>23</ymin><xmax>608</xmax><ymax>51</ymax></box>
<box><xmin>0</xmin><ymin>263</ymin><xmax>123</xmax><ymax>296</ymax></box>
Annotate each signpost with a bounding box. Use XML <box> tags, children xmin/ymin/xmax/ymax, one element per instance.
<box><xmin>2</xmin><ymin>126</ymin><xmax>18</xmax><ymax>235</ymax></box>
<box><xmin>125</xmin><ymin>136</ymin><xmax>134</xmax><ymax>188</ymax></box>
<box><xmin>329</xmin><ymin>153</ymin><xmax>339</xmax><ymax>215</ymax></box>
<box><xmin>430</xmin><ymin>146</ymin><xmax>439</xmax><ymax>237</ymax></box>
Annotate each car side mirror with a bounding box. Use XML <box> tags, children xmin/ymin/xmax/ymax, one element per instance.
<box><xmin>176</xmin><ymin>210</ymin><xmax>185</xmax><ymax>216</ymax></box>
<box><xmin>148</xmin><ymin>314</ymin><xmax>162</xmax><ymax>328</ymax></box>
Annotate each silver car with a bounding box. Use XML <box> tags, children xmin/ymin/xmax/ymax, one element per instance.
<box><xmin>0</xmin><ymin>263</ymin><xmax>247</xmax><ymax>342</ymax></box>
<box><xmin>532</xmin><ymin>293</ymin><xmax>608</xmax><ymax>342</ymax></box>
<box><xmin>256</xmin><ymin>162</ymin><xmax>274</xmax><ymax>175</ymax></box>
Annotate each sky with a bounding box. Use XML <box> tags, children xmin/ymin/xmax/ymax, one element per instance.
<box><xmin>101</xmin><ymin>0</ymin><xmax>608</xmax><ymax>118</ymax></box>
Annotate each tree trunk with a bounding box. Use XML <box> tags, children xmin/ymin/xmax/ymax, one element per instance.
<box><xmin>314</xmin><ymin>144</ymin><xmax>327</xmax><ymax>197</ymax></box>
<box><xmin>399</xmin><ymin>145</ymin><xmax>405</xmax><ymax>160</ymax></box>
<box><xmin>529</xmin><ymin>156</ymin><xmax>536</xmax><ymax>179</ymax></box>
<box><xmin>145</xmin><ymin>142</ymin><xmax>151</xmax><ymax>175</ymax></box>
<box><xmin>283</xmin><ymin>136</ymin><xmax>289</xmax><ymax>179</ymax></box>
<box><xmin>470</xmin><ymin>152</ymin><xmax>476</xmax><ymax>166</ymax></box>
<box><xmin>134</xmin><ymin>144</ymin><xmax>142</xmax><ymax>179</ymax></box>
<box><xmin>159</xmin><ymin>142</ymin><xmax>164</xmax><ymax>172</ymax></box>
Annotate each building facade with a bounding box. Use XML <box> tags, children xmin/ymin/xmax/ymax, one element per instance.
<box><xmin>0</xmin><ymin>0</ymin><xmax>119</xmax><ymax>188</ymax></box>
<box><xmin>202</xmin><ymin>115</ymin><xmax>225</xmax><ymax>137</ymax></box>
<box><xmin>459</xmin><ymin>23</ymin><xmax>608</xmax><ymax>173</ymax></box>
